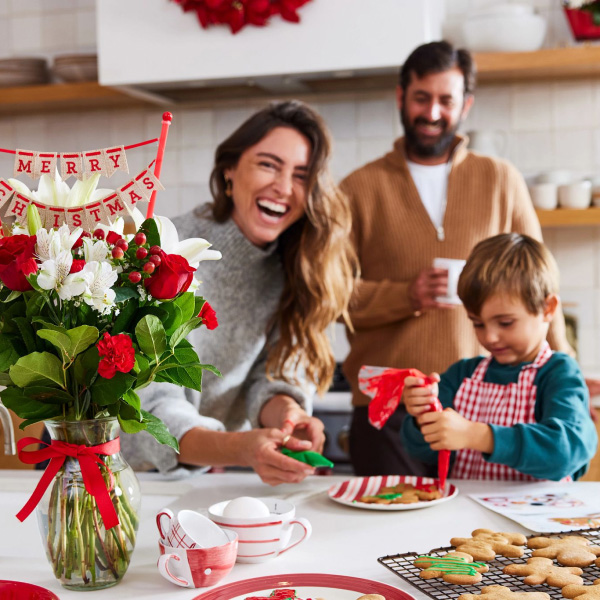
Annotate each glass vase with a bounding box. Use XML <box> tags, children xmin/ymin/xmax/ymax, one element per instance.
<box><xmin>36</xmin><ymin>417</ymin><xmax>141</xmax><ymax>591</ymax></box>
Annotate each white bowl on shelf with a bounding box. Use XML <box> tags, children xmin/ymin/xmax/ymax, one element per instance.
<box><xmin>462</xmin><ymin>13</ymin><xmax>547</xmax><ymax>53</ymax></box>
<box><xmin>558</xmin><ymin>181</ymin><xmax>592</xmax><ymax>209</ymax></box>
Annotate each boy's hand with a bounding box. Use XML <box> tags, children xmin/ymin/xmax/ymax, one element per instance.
<box><xmin>416</xmin><ymin>408</ymin><xmax>493</xmax><ymax>453</ymax></box>
<box><xmin>402</xmin><ymin>373</ymin><xmax>440</xmax><ymax>417</ymax></box>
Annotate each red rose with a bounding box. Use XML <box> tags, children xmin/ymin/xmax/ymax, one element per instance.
<box><xmin>0</xmin><ymin>234</ymin><xmax>38</xmax><ymax>291</ymax></box>
<box><xmin>198</xmin><ymin>301</ymin><xmax>218</xmax><ymax>330</ymax></box>
<box><xmin>144</xmin><ymin>250</ymin><xmax>195</xmax><ymax>300</ymax></box>
<box><xmin>97</xmin><ymin>332</ymin><xmax>135</xmax><ymax>379</ymax></box>
<box><xmin>70</xmin><ymin>259</ymin><xmax>86</xmax><ymax>273</ymax></box>
<box><xmin>106</xmin><ymin>231</ymin><xmax>122</xmax><ymax>246</ymax></box>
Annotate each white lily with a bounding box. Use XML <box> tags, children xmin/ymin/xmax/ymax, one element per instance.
<box><xmin>37</xmin><ymin>251</ymin><xmax>89</xmax><ymax>301</ymax></box>
<box><xmin>153</xmin><ymin>215</ymin><xmax>221</xmax><ymax>268</ymax></box>
<box><xmin>8</xmin><ymin>169</ymin><xmax>113</xmax><ymax>208</ymax></box>
<box><xmin>36</xmin><ymin>224</ymin><xmax>83</xmax><ymax>262</ymax></box>
<box><xmin>82</xmin><ymin>237</ymin><xmax>110</xmax><ymax>263</ymax></box>
<box><xmin>80</xmin><ymin>261</ymin><xmax>118</xmax><ymax>314</ymax></box>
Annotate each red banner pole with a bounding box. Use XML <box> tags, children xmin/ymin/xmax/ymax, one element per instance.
<box><xmin>146</xmin><ymin>112</ymin><xmax>172</xmax><ymax>219</ymax></box>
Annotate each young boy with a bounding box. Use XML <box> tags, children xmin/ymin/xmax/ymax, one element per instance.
<box><xmin>401</xmin><ymin>233</ymin><xmax>597</xmax><ymax>481</ymax></box>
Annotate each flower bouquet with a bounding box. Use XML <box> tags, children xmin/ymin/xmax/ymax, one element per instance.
<box><xmin>0</xmin><ymin>167</ymin><xmax>221</xmax><ymax>589</ymax></box>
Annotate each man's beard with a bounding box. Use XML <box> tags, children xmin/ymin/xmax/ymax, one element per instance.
<box><xmin>401</xmin><ymin>105</ymin><xmax>460</xmax><ymax>159</ymax></box>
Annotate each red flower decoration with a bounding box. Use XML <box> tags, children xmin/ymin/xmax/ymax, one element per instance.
<box><xmin>198</xmin><ymin>301</ymin><xmax>218</xmax><ymax>330</ymax></box>
<box><xmin>97</xmin><ymin>332</ymin><xmax>136</xmax><ymax>379</ymax></box>
<box><xmin>70</xmin><ymin>259</ymin><xmax>86</xmax><ymax>274</ymax></box>
<box><xmin>0</xmin><ymin>234</ymin><xmax>38</xmax><ymax>291</ymax></box>
<box><xmin>172</xmin><ymin>0</ymin><xmax>312</xmax><ymax>34</ymax></box>
<box><xmin>106</xmin><ymin>231</ymin><xmax>122</xmax><ymax>246</ymax></box>
<box><xmin>144</xmin><ymin>250</ymin><xmax>195</xmax><ymax>300</ymax></box>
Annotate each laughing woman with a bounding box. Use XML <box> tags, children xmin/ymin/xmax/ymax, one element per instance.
<box><xmin>121</xmin><ymin>100</ymin><xmax>358</xmax><ymax>485</ymax></box>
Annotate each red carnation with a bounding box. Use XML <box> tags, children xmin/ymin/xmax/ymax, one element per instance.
<box><xmin>70</xmin><ymin>259</ymin><xmax>86</xmax><ymax>274</ymax></box>
<box><xmin>97</xmin><ymin>332</ymin><xmax>135</xmax><ymax>379</ymax></box>
<box><xmin>144</xmin><ymin>250</ymin><xmax>195</xmax><ymax>300</ymax></box>
<box><xmin>198</xmin><ymin>301</ymin><xmax>218</xmax><ymax>330</ymax></box>
<box><xmin>0</xmin><ymin>234</ymin><xmax>38</xmax><ymax>291</ymax></box>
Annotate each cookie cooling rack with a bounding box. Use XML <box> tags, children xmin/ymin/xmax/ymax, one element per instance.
<box><xmin>378</xmin><ymin>528</ymin><xmax>600</xmax><ymax>600</ymax></box>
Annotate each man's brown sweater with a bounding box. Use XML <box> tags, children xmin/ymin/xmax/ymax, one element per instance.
<box><xmin>340</xmin><ymin>136</ymin><xmax>572</xmax><ymax>407</ymax></box>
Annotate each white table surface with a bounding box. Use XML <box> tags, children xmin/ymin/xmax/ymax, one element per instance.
<box><xmin>1</xmin><ymin>470</ymin><xmax>599</xmax><ymax>599</ymax></box>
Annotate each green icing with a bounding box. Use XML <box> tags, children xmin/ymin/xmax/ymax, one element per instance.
<box><xmin>415</xmin><ymin>554</ymin><xmax>485</xmax><ymax>576</ymax></box>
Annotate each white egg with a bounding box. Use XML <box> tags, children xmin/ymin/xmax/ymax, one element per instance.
<box><xmin>223</xmin><ymin>496</ymin><xmax>270</xmax><ymax>518</ymax></box>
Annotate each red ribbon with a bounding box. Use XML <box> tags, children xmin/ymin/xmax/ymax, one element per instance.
<box><xmin>16</xmin><ymin>436</ymin><xmax>121</xmax><ymax>530</ymax></box>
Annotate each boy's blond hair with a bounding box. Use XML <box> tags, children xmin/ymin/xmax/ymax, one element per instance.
<box><xmin>457</xmin><ymin>233</ymin><xmax>559</xmax><ymax>316</ymax></box>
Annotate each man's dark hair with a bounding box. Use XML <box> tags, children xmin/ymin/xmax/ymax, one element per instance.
<box><xmin>399</xmin><ymin>40</ymin><xmax>476</xmax><ymax>96</ymax></box>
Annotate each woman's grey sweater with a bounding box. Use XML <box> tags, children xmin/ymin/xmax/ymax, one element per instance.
<box><xmin>120</xmin><ymin>212</ymin><xmax>313</xmax><ymax>477</ymax></box>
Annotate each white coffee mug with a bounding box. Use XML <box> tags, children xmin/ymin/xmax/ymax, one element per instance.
<box><xmin>433</xmin><ymin>257</ymin><xmax>467</xmax><ymax>305</ymax></box>
<box><xmin>207</xmin><ymin>497</ymin><xmax>312</xmax><ymax>564</ymax></box>
<box><xmin>156</xmin><ymin>508</ymin><xmax>228</xmax><ymax>549</ymax></box>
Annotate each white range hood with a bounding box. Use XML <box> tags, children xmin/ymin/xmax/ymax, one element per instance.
<box><xmin>97</xmin><ymin>0</ymin><xmax>443</xmax><ymax>94</ymax></box>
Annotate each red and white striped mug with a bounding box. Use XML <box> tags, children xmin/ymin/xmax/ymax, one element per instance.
<box><xmin>207</xmin><ymin>497</ymin><xmax>312</xmax><ymax>563</ymax></box>
<box><xmin>156</xmin><ymin>508</ymin><xmax>228</xmax><ymax>549</ymax></box>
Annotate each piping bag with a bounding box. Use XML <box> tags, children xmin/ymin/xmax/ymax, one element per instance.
<box><xmin>358</xmin><ymin>365</ymin><xmax>450</xmax><ymax>492</ymax></box>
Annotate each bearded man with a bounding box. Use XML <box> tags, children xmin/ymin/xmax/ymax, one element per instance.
<box><xmin>340</xmin><ymin>41</ymin><xmax>576</xmax><ymax>477</ymax></box>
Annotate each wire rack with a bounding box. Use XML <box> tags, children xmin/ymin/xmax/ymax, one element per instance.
<box><xmin>378</xmin><ymin>528</ymin><xmax>600</xmax><ymax>600</ymax></box>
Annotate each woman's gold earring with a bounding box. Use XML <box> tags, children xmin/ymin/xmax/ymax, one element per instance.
<box><xmin>225</xmin><ymin>178</ymin><xmax>232</xmax><ymax>198</ymax></box>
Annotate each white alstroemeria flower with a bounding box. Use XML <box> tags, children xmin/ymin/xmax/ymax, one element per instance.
<box><xmin>153</xmin><ymin>215</ymin><xmax>221</xmax><ymax>268</ymax></box>
<box><xmin>82</xmin><ymin>237</ymin><xmax>110</xmax><ymax>263</ymax></box>
<box><xmin>37</xmin><ymin>251</ymin><xmax>89</xmax><ymax>301</ymax></box>
<box><xmin>36</xmin><ymin>224</ymin><xmax>83</xmax><ymax>262</ymax></box>
<box><xmin>8</xmin><ymin>169</ymin><xmax>113</xmax><ymax>208</ymax></box>
<box><xmin>81</xmin><ymin>261</ymin><xmax>118</xmax><ymax>314</ymax></box>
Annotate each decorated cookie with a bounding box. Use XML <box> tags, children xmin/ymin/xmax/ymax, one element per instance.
<box><xmin>450</xmin><ymin>529</ymin><xmax>528</xmax><ymax>561</ymax></box>
<box><xmin>457</xmin><ymin>585</ymin><xmax>551</xmax><ymax>600</ymax></box>
<box><xmin>414</xmin><ymin>551</ymin><xmax>489</xmax><ymax>584</ymax></box>
<box><xmin>355</xmin><ymin>595</ymin><xmax>386</xmax><ymax>600</ymax></box>
<box><xmin>562</xmin><ymin>580</ymin><xmax>600</xmax><ymax>600</ymax></box>
<box><xmin>359</xmin><ymin>482</ymin><xmax>441</xmax><ymax>504</ymax></box>
<box><xmin>528</xmin><ymin>536</ymin><xmax>600</xmax><ymax>567</ymax></box>
<box><xmin>503</xmin><ymin>557</ymin><xmax>584</xmax><ymax>588</ymax></box>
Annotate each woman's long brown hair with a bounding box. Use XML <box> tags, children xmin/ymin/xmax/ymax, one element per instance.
<box><xmin>207</xmin><ymin>100</ymin><xmax>358</xmax><ymax>394</ymax></box>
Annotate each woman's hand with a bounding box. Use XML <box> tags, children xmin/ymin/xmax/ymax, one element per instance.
<box><xmin>416</xmin><ymin>408</ymin><xmax>493</xmax><ymax>453</ymax></box>
<box><xmin>240</xmin><ymin>427</ymin><xmax>315</xmax><ymax>486</ymax></box>
<box><xmin>403</xmin><ymin>373</ymin><xmax>440</xmax><ymax>417</ymax></box>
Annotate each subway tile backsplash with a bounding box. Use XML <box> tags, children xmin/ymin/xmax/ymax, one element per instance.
<box><xmin>2</xmin><ymin>0</ymin><xmax>600</xmax><ymax>373</ymax></box>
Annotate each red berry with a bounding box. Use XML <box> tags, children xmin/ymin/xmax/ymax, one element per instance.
<box><xmin>149</xmin><ymin>245</ymin><xmax>161</xmax><ymax>255</ymax></box>
<box><xmin>149</xmin><ymin>254</ymin><xmax>162</xmax><ymax>266</ymax></box>
<box><xmin>134</xmin><ymin>232</ymin><xmax>146</xmax><ymax>246</ymax></box>
<box><xmin>93</xmin><ymin>229</ymin><xmax>105</xmax><ymax>240</ymax></box>
<box><xmin>116</xmin><ymin>239</ymin><xmax>129</xmax><ymax>251</ymax></box>
<box><xmin>136</xmin><ymin>247</ymin><xmax>148</xmax><ymax>260</ymax></box>
<box><xmin>112</xmin><ymin>247</ymin><xmax>124</xmax><ymax>259</ymax></box>
<box><xmin>143</xmin><ymin>262</ymin><xmax>155</xmax><ymax>274</ymax></box>
<box><xmin>128</xmin><ymin>271</ymin><xmax>142</xmax><ymax>284</ymax></box>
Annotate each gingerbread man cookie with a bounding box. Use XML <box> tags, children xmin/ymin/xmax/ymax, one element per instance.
<box><xmin>503</xmin><ymin>557</ymin><xmax>583</xmax><ymax>588</ymax></box>
<box><xmin>562</xmin><ymin>580</ymin><xmax>600</xmax><ymax>600</ymax></box>
<box><xmin>414</xmin><ymin>551</ymin><xmax>489</xmax><ymax>584</ymax></box>
<box><xmin>359</xmin><ymin>483</ymin><xmax>441</xmax><ymax>504</ymax></box>
<box><xmin>528</xmin><ymin>536</ymin><xmax>600</xmax><ymax>567</ymax></box>
<box><xmin>450</xmin><ymin>529</ymin><xmax>528</xmax><ymax>561</ymax></box>
<box><xmin>457</xmin><ymin>585</ymin><xmax>550</xmax><ymax>600</ymax></box>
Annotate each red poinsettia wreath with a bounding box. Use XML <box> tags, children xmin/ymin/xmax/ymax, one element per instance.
<box><xmin>173</xmin><ymin>0</ymin><xmax>312</xmax><ymax>34</ymax></box>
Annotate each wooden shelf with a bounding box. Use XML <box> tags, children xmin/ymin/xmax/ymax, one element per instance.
<box><xmin>536</xmin><ymin>207</ymin><xmax>600</xmax><ymax>227</ymax></box>
<box><xmin>475</xmin><ymin>45</ymin><xmax>600</xmax><ymax>83</ymax></box>
<box><xmin>0</xmin><ymin>81</ymin><xmax>147</xmax><ymax>115</ymax></box>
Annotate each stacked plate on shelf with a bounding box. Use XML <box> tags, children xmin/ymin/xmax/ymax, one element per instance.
<box><xmin>0</xmin><ymin>57</ymin><xmax>49</xmax><ymax>87</ymax></box>
<box><xmin>52</xmin><ymin>54</ymin><xmax>98</xmax><ymax>82</ymax></box>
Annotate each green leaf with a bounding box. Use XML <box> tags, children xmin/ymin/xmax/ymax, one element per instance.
<box><xmin>66</xmin><ymin>325</ymin><xmax>99</xmax><ymax>359</ymax></box>
<box><xmin>133</xmin><ymin>352</ymin><xmax>150</xmax><ymax>374</ymax></box>
<box><xmin>161</xmin><ymin>364</ymin><xmax>203</xmax><ymax>392</ymax></box>
<box><xmin>118</xmin><ymin>415</ymin><xmax>147</xmax><ymax>434</ymax></box>
<box><xmin>169</xmin><ymin>317</ymin><xmax>202</xmax><ymax>349</ymax></box>
<box><xmin>114</xmin><ymin>287</ymin><xmax>139</xmax><ymax>303</ymax></box>
<box><xmin>9</xmin><ymin>352</ymin><xmax>64</xmax><ymax>388</ymax></box>
<box><xmin>198</xmin><ymin>363</ymin><xmax>222</xmax><ymax>378</ymax></box>
<box><xmin>173</xmin><ymin>344</ymin><xmax>200</xmax><ymax>365</ymax></box>
<box><xmin>193</xmin><ymin>295</ymin><xmax>206</xmax><ymax>316</ymax></box>
<box><xmin>111</xmin><ymin>299</ymin><xmax>138</xmax><ymax>335</ymax></box>
<box><xmin>90</xmin><ymin>372</ymin><xmax>135</xmax><ymax>406</ymax></box>
<box><xmin>24</xmin><ymin>386</ymin><xmax>74</xmax><ymax>404</ymax></box>
<box><xmin>26</xmin><ymin>294</ymin><xmax>46</xmax><ymax>319</ymax></box>
<box><xmin>37</xmin><ymin>329</ymin><xmax>71</xmax><ymax>360</ymax></box>
<box><xmin>141</xmin><ymin>409</ymin><xmax>178</xmax><ymax>451</ymax></box>
<box><xmin>135</xmin><ymin>315</ymin><xmax>166</xmax><ymax>362</ymax></box>
<box><xmin>121</xmin><ymin>388</ymin><xmax>141</xmax><ymax>418</ymax></box>
<box><xmin>140</xmin><ymin>218</ymin><xmax>161</xmax><ymax>248</ymax></box>
<box><xmin>163</xmin><ymin>293</ymin><xmax>196</xmax><ymax>335</ymax></box>
<box><xmin>13</xmin><ymin>317</ymin><xmax>39</xmax><ymax>353</ymax></box>
<box><xmin>0</xmin><ymin>387</ymin><xmax>60</xmax><ymax>421</ymax></box>
<box><xmin>72</xmin><ymin>346</ymin><xmax>100</xmax><ymax>387</ymax></box>
<box><xmin>0</xmin><ymin>336</ymin><xmax>20</xmax><ymax>372</ymax></box>
<box><xmin>3</xmin><ymin>290</ymin><xmax>22</xmax><ymax>303</ymax></box>
<box><xmin>0</xmin><ymin>372</ymin><xmax>12</xmax><ymax>386</ymax></box>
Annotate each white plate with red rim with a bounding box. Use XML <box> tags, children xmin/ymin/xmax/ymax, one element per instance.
<box><xmin>191</xmin><ymin>573</ymin><xmax>415</xmax><ymax>600</ymax></box>
<box><xmin>327</xmin><ymin>475</ymin><xmax>458</xmax><ymax>511</ymax></box>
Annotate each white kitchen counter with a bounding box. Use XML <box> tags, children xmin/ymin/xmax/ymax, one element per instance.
<box><xmin>1</xmin><ymin>470</ymin><xmax>599</xmax><ymax>599</ymax></box>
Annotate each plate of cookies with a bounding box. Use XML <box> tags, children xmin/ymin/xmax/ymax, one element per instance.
<box><xmin>327</xmin><ymin>475</ymin><xmax>458</xmax><ymax>510</ymax></box>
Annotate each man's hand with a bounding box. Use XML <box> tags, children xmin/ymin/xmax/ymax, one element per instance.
<box><xmin>409</xmin><ymin>267</ymin><xmax>457</xmax><ymax>312</ymax></box>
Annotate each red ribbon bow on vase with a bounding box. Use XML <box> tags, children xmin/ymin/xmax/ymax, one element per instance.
<box><xmin>358</xmin><ymin>365</ymin><xmax>450</xmax><ymax>492</ymax></box>
<box><xmin>173</xmin><ymin>0</ymin><xmax>313</xmax><ymax>34</ymax></box>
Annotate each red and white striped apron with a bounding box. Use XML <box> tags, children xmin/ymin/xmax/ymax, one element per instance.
<box><xmin>451</xmin><ymin>342</ymin><xmax>553</xmax><ymax>481</ymax></box>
